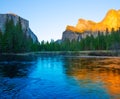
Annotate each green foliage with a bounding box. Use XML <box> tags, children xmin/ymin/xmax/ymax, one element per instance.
<box><xmin>39</xmin><ymin>29</ymin><xmax>120</xmax><ymax>51</ymax></box>
<box><xmin>1</xmin><ymin>18</ymin><xmax>119</xmax><ymax>53</ymax></box>
<box><xmin>0</xmin><ymin>18</ymin><xmax>39</xmax><ymax>53</ymax></box>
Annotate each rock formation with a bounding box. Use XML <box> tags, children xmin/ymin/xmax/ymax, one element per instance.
<box><xmin>62</xmin><ymin>9</ymin><xmax>120</xmax><ymax>41</ymax></box>
<box><xmin>0</xmin><ymin>13</ymin><xmax>38</xmax><ymax>42</ymax></box>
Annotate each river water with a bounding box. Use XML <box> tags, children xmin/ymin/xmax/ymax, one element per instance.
<box><xmin>0</xmin><ymin>53</ymin><xmax>120</xmax><ymax>99</ymax></box>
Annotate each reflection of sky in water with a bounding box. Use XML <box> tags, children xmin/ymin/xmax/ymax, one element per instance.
<box><xmin>0</xmin><ymin>55</ymin><xmax>119</xmax><ymax>98</ymax></box>
<box><xmin>29</xmin><ymin>57</ymin><xmax>66</xmax><ymax>82</ymax></box>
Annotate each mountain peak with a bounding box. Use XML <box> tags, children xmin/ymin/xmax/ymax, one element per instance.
<box><xmin>7</xmin><ymin>13</ymin><xmax>18</xmax><ymax>16</ymax></box>
<box><xmin>100</xmin><ymin>9</ymin><xmax>120</xmax><ymax>31</ymax></box>
<box><xmin>66</xmin><ymin>9</ymin><xmax>120</xmax><ymax>33</ymax></box>
<box><xmin>107</xmin><ymin>9</ymin><xmax>117</xmax><ymax>13</ymax></box>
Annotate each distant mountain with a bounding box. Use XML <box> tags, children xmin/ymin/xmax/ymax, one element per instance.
<box><xmin>62</xmin><ymin>9</ymin><xmax>120</xmax><ymax>41</ymax></box>
<box><xmin>0</xmin><ymin>13</ymin><xmax>38</xmax><ymax>42</ymax></box>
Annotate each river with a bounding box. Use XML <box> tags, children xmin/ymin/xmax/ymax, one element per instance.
<box><xmin>0</xmin><ymin>53</ymin><xmax>120</xmax><ymax>99</ymax></box>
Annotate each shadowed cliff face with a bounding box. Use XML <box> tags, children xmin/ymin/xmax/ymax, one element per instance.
<box><xmin>62</xmin><ymin>30</ymin><xmax>82</xmax><ymax>41</ymax></box>
<box><xmin>0</xmin><ymin>13</ymin><xmax>38</xmax><ymax>43</ymax></box>
<box><xmin>66</xmin><ymin>9</ymin><xmax>120</xmax><ymax>33</ymax></box>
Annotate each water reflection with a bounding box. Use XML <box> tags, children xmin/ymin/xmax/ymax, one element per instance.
<box><xmin>64</xmin><ymin>57</ymin><xmax>120</xmax><ymax>98</ymax></box>
<box><xmin>0</xmin><ymin>54</ymin><xmax>120</xmax><ymax>98</ymax></box>
<box><xmin>0</xmin><ymin>55</ymin><xmax>37</xmax><ymax>78</ymax></box>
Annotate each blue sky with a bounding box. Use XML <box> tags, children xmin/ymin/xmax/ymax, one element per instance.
<box><xmin>0</xmin><ymin>0</ymin><xmax>120</xmax><ymax>41</ymax></box>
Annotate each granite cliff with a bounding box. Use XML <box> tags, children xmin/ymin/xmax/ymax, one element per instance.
<box><xmin>0</xmin><ymin>13</ymin><xmax>38</xmax><ymax>42</ymax></box>
<box><xmin>62</xmin><ymin>9</ymin><xmax>120</xmax><ymax>41</ymax></box>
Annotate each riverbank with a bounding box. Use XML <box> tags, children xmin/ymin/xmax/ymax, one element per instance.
<box><xmin>1</xmin><ymin>50</ymin><xmax>120</xmax><ymax>57</ymax></box>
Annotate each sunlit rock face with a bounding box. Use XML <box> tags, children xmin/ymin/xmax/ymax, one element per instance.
<box><xmin>0</xmin><ymin>13</ymin><xmax>38</xmax><ymax>42</ymax></box>
<box><xmin>67</xmin><ymin>9</ymin><xmax>120</xmax><ymax>33</ymax></box>
<box><xmin>62</xmin><ymin>9</ymin><xmax>120</xmax><ymax>41</ymax></box>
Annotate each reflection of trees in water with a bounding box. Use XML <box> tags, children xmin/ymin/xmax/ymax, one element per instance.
<box><xmin>0</xmin><ymin>55</ymin><xmax>38</xmax><ymax>78</ymax></box>
<box><xmin>64</xmin><ymin>58</ymin><xmax>120</xmax><ymax>96</ymax></box>
<box><xmin>0</xmin><ymin>54</ymin><xmax>37</xmax><ymax>62</ymax></box>
<box><xmin>0</xmin><ymin>64</ymin><xmax>34</xmax><ymax>78</ymax></box>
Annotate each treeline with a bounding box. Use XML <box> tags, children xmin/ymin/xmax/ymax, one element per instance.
<box><xmin>1</xmin><ymin>18</ymin><xmax>120</xmax><ymax>53</ymax></box>
<box><xmin>0</xmin><ymin>18</ymin><xmax>39</xmax><ymax>53</ymax></box>
<box><xmin>39</xmin><ymin>29</ymin><xmax>120</xmax><ymax>51</ymax></box>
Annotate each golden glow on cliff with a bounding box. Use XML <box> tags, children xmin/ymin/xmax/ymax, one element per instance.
<box><xmin>66</xmin><ymin>9</ymin><xmax>120</xmax><ymax>33</ymax></box>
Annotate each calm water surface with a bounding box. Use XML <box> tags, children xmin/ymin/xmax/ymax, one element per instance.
<box><xmin>0</xmin><ymin>54</ymin><xmax>120</xmax><ymax>99</ymax></box>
